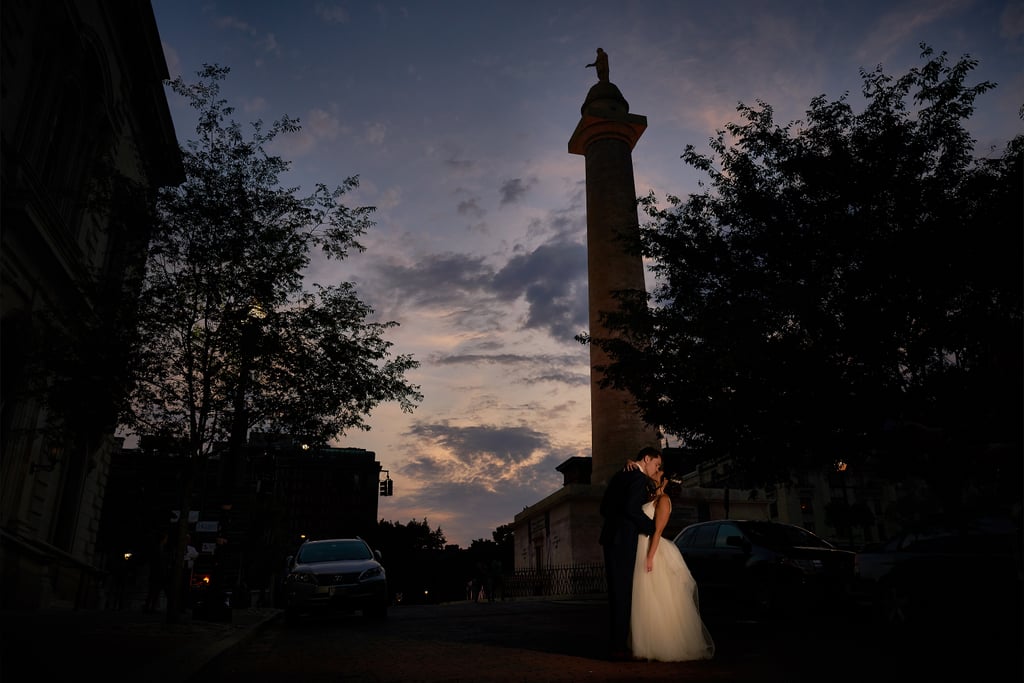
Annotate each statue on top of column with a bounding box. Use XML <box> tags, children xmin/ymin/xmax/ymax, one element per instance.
<box><xmin>586</xmin><ymin>48</ymin><xmax>609</xmax><ymax>82</ymax></box>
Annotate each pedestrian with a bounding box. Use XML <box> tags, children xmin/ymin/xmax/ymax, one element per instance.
<box><xmin>474</xmin><ymin>561</ymin><xmax>488</xmax><ymax>602</ymax></box>
<box><xmin>598</xmin><ymin>446</ymin><xmax>661</xmax><ymax>662</ymax></box>
<box><xmin>181</xmin><ymin>533</ymin><xmax>199</xmax><ymax>611</ymax></box>
<box><xmin>143</xmin><ymin>531</ymin><xmax>170</xmax><ymax>613</ymax></box>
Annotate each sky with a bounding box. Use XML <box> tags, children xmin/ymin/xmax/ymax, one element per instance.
<box><xmin>149</xmin><ymin>0</ymin><xmax>1022</xmax><ymax>548</ymax></box>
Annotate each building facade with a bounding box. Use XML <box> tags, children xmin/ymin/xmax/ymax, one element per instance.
<box><xmin>0</xmin><ymin>0</ymin><xmax>182</xmax><ymax>609</ymax></box>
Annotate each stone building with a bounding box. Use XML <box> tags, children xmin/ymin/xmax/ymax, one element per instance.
<box><xmin>0</xmin><ymin>0</ymin><xmax>182</xmax><ymax>609</ymax></box>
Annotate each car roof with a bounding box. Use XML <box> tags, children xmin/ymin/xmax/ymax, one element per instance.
<box><xmin>688</xmin><ymin>519</ymin><xmax>794</xmax><ymax>526</ymax></box>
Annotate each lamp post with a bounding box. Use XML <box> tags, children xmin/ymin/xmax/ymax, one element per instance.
<box><xmin>223</xmin><ymin>302</ymin><xmax>267</xmax><ymax>501</ymax></box>
<box><xmin>835</xmin><ymin>460</ymin><xmax>854</xmax><ymax>549</ymax></box>
<box><xmin>216</xmin><ymin>301</ymin><xmax>267</xmax><ymax>606</ymax></box>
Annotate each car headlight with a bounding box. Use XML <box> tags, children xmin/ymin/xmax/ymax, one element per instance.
<box><xmin>285</xmin><ymin>571</ymin><xmax>317</xmax><ymax>585</ymax></box>
<box><xmin>360</xmin><ymin>565</ymin><xmax>385</xmax><ymax>581</ymax></box>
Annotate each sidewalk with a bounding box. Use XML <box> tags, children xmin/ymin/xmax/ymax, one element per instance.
<box><xmin>0</xmin><ymin>604</ymin><xmax>282</xmax><ymax>682</ymax></box>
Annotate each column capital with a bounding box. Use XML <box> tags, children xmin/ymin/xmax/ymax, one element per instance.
<box><xmin>568</xmin><ymin>110</ymin><xmax>647</xmax><ymax>156</ymax></box>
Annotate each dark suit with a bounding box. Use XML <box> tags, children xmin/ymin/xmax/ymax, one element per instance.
<box><xmin>599</xmin><ymin>468</ymin><xmax>655</xmax><ymax>656</ymax></box>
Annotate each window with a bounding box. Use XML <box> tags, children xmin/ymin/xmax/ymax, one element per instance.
<box><xmin>691</xmin><ymin>524</ymin><xmax>718</xmax><ymax>549</ymax></box>
<box><xmin>715</xmin><ymin>523</ymin><xmax>744</xmax><ymax>548</ymax></box>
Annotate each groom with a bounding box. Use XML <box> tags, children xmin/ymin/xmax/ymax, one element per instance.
<box><xmin>599</xmin><ymin>446</ymin><xmax>662</xmax><ymax>661</ymax></box>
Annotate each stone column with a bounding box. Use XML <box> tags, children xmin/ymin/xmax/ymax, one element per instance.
<box><xmin>569</xmin><ymin>78</ymin><xmax>661</xmax><ymax>486</ymax></box>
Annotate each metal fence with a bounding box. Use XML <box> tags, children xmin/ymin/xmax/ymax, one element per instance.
<box><xmin>501</xmin><ymin>563</ymin><xmax>606</xmax><ymax>599</ymax></box>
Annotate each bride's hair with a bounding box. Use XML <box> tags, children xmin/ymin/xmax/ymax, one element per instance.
<box><xmin>663</xmin><ymin>473</ymin><xmax>682</xmax><ymax>498</ymax></box>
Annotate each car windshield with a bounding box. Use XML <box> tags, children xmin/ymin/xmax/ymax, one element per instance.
<box><xmin>743</xmin><ymin>523</ymin><xmax>834</xmax><ymax>549</ymax></box>
<box><xmin>297</xmin><ymin>541</ymin><xmax>372</xmax><ymax>563</ymax></box>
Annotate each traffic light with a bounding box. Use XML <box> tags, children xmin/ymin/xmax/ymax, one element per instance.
<box><xmin>379</xmin><ymin>478</ymin><xmax>393</xmax><ymax>496</ymax></box>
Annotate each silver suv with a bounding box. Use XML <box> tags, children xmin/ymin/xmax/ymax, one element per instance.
<box><xmin>283</xmin><ymin>537</ymin><xmax>388</xmax><ymax>621</ymax></box>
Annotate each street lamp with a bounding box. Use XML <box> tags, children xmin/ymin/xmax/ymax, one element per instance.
<box><xmin>835</xmin><ymin>460</ymin><xmax>853</xmax><ymax>549</ymax></box>
<box><xmin>223</xmin><ymin>301</ymin><xmax>267</xmax><ymax>501</ymax></box>
<box><xmin>215</xmin><ymin>300</ymin><xmax>268</xmax><ymax>607</ymax></box>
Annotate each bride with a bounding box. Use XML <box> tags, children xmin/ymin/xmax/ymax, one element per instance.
<box><xmin>627</xmin><ymin>468</ymin><xmax>715</xmax><ymax>662</ymax></box>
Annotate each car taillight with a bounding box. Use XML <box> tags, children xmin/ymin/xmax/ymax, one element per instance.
<box><xmin>782</xmin><ymin>557</ymin><xmax>824</xmax><ymax>574</ymax></box>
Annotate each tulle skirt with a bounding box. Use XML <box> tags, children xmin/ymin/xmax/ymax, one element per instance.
<box><xmin>629</xmin><ymin>536</ymin><xmax>715</xmax><ymax>662</ymax></box>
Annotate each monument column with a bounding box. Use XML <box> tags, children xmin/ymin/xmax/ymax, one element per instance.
<box><xmin>569</xmin><ymin>53</ymin><xmax>661</xmax><ymax>486</ymax></box>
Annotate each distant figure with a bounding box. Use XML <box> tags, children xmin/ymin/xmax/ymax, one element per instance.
<box><xmin>586</xmin><ymin>48</ymin><xmax>609</xmax><ymax>82</ymax></box>
<box><xmin>474</xmin><ymin>561</ymin><xmax>488</xmax><ymax>602</ymax></box>
<box><xmin>181</xmin><ymin>533</ymin><xmax>199</xmax><ymax>611</ymax></box>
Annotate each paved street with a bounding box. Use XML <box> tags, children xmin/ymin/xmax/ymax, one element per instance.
<box><xmin>190</xmin><ymin>599</ymin><xmax>1021</xmax><ymax>683</ymax></box>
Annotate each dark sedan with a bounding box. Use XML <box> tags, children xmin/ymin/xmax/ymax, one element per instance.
<box><xmin>673</xmin><ymin>519</ymin><xmax>855</xmax><ymax>618</ymax></box>
<box><xmin>853</xmin><ymin>516</ymin><xmax>1021</xmax><ymax>629</ymax></box>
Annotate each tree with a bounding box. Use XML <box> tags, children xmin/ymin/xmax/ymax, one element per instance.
<box><xmin>120</xmin><ymin>65</ymin><xmax>422</xmax><ymax>621</ymax></box>
<box><xmin>372</xmin><ymin>519</ymin><xmax>448</xmax><ymax>602</ymax></box>
<box><xmin>587</xmin><ymin>46</ymin><xmax>1022</xmax><ymax>512</ymax></box>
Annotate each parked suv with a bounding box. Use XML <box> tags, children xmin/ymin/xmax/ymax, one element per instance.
<box><xmin>283</xmin><ymin>537</ymin><xmax>388</xmax><ymax>622</ymax></box>
<box><xmin>672</xmin><ymin>519</ymin><xmax>855</xmax><ymax>617</ymax></box>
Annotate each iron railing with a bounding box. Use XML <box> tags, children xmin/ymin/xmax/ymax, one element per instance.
<box><xmin>501</xmin><ymin>563</ymin><xmax>606</xmax><ymax>599</ymax></box>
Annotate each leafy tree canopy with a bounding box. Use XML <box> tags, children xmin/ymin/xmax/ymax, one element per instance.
<box><xmin>374</xmin><ymin>518</ymin><xmax>447</xmax><ymax>552</ymax></box>
<box><xmin>120</xmin><ymin>64</ymin><xmax>422</xmax><ymax>457</ymax></box>
<box><xmin>589</xmin><ymin>46</ymin><xmax>1022</xmax><ymax>505</ymax></box>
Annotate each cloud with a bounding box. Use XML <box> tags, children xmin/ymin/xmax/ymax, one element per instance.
<box><xmin>242</xmin><ymin>96</ymin><xmax>268</xmax><ymax>114</ymax></box>
<box><xmin>271</xmin><ymin>107</ymin><xmax>346</xmax><ymax>156</ymax></box>
<box><xmin>384</xmin><ymin>420</ymin><xmax>573</xmax><ymax>542</ymax></box>
<box><xmin>365</xmin><ymin>122</ymin><xmax>387</xmax><ymax>144</ymax></box>
<box><xmin>306</xmin><ymin>108</ymin><xmax>342</xmax><ymax>140</ymax></box>
<box><xmin>433</xmin><ymin>352</ymin><xmax>577</xmax><ymax>367</ymax></box>
<box><xmin>362</xmin><ymin>230</ymin><xmax>587</xmax><ymax>340</ymax></box>
<box><xmin>432</xmin><ymin>353</ymin><xmax>589</xmax><ymax>388</ymax></box>
<box><xmin>375</xmin><ymin>187</ymin><xmax>402</xmax><ymax>211</ymax></box>
<box><xmin>444</xmin><ymin>157</ymin><xmax>475</xmax><ymax>172</ymax></box>
<box><xmin>492</xmin><ymin>241</ymin><xmax>588</xmax><ymax>340</ymax></box>
<box><xmin>457</xmin><ymin>197</ymin><xmax>486</xmax><ymax>218</ymax></box>
<box><xmin>1000</xmin><ymin>1</ymin><xmax>1024</xmax><ymax>39</ymax></box>
<box><xmin>406</xmin><ymin>422</ymin><xmax>550</xmax><ymax>467</ymax></box>
<box><xmin>856</xmin><ymin>0</ymin><xmax>970</xmax><ymax>63</ymax></box>
<box><xmin>499</xmin><ymin>177</ymin><xmax>535</xmax><ymax>205</ymax></box>
<box><xmin>523</xmin><ymin>369</ymin><xmax>590</xmax><ymax>387</ymax></box>
<box><xmin>378</xmin><ymin>252</ymin><xmax>494</xmax><ymax>303</ymax></box>
<box><xmin>214</xmin><ymin>15</ymin><xmax>281</xmax><ymax>56</ymax></box>
<box><xmin>314</xmin><ymin>3</ymin><xmax>350</xmax><ymax>24</ymax></box>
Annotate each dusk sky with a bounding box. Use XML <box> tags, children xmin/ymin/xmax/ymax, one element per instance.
<box><xmin>149</xmin><ymin>0</ymin><xmax>1022</xmax><ymax>547</ymax></box>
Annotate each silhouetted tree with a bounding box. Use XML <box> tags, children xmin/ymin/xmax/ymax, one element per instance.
<box><xmin>583</xmin><ymin>46</ymin><xmax>1022</xmax><ymax>518</ymax></box>
<box><xmin>372</xmin><ymin>519</ymin><xmax>449</xmax><ymax>603</ymax></box>
<box><xmin>120</xmin><ymin>65</ymin><xmax>422</xmax><ymax>621</ymax></box>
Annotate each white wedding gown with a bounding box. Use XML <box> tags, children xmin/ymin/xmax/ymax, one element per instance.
<box><xmin>629</xmin><ymin>500</ymin><xmax>716</xmax><ymax>662</ymax></box>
